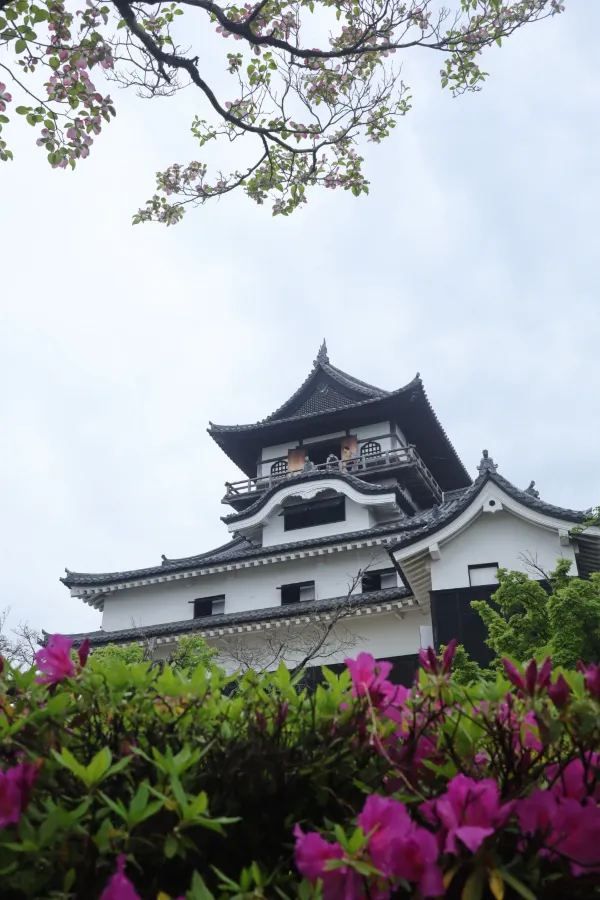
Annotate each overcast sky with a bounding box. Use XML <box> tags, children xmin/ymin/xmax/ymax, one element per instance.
<box><xmin>1</xmin><ymin>1</ymin><xmax>599</xmax><ymax>637</ymax></box>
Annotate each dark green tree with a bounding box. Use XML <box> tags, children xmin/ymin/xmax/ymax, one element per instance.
<box><xmin>472</xmin><ymin>561</ymin><xmax>600</xmax><ymax>670</ymax></box>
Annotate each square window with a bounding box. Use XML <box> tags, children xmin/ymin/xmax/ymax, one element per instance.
<box><xmin>280</xmin><ymin>581</ymin><xmax>315</xmax><ymax>605</ymax></box>
<box><xmin>193</xmin><ymin>595</ymin><xmax>226</xmax><ymax>618</ymax></box>
<box><xmin>283</xmin><ymin>496</ymin><xmax>345</xmax><ymax>531</ymax></box>
<box><xmin>361</xmin><ymin>568</ymin><xmax>397</xmax><ymax>592</ymax></box>
<box><xmin>468</xmin><ymin>564</ymin><xmax>499</xmax><ymax>587</ymax></box>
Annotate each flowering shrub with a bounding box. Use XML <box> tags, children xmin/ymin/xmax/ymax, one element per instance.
<box><xmin>0</xmin><ymin>637</ymin><xmax>599</xmax><ymax>898</ymax></box>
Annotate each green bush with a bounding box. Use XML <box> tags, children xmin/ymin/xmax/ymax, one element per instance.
<box><xmin>0</xmin><ymin>638</ymin><xmax>599</xmax><ymax>898</ymax></box>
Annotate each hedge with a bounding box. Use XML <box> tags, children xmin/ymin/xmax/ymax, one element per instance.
<box><xmin>0</xmin><ymin>636</ymin><xmax>599</xmax><ymax>898</ymax></box>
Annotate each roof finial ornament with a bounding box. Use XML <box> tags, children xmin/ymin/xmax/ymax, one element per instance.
<box><xmin>478</xmin><ymin>449</ymin><xmax>498</xmax><ymax>475</ymax></box>
<box><xmin>315</xmin><ymin>339</ymin><xmax>329</xmax><ymax>365</ymax></box>
<box><xmin>525</xmin><ymin>480</ymin><xmax>540</xmax><ymax>498</ymax></box>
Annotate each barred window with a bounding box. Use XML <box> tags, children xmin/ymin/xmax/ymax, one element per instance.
<box><xmin>360</xmin><ymin>440</ymin><xmax>382</xmax><ymax>458</ymax></box>
<box><xmin>271</xmin><ymin>459</ymin><xmax>288</xmax><ymax>477</ymax></box>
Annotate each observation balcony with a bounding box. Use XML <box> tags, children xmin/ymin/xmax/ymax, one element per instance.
<box><xmin>222</xmin><ymin>445</ymin><xmax>442</xmax><ymax>511</ymax></box>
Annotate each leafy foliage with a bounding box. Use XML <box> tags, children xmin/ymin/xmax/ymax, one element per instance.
<box><xmin>0</xmin><ymin>636</ymin><xmax>599</xmax><ymax>898</ymax></box>
<box><xmin>473</xmin><ymin>563</ymin><xmax>600</xmax><ymax>670</ymax></box>
<box><xmin>0</xmin><ymin>0</ymin><xmax>566</xmax><ymax>219</ymax></box>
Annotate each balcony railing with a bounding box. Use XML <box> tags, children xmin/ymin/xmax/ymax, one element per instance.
<box><xmin>224</xmin><ymin>445</ymin><xmax>442</xmax><ymax>504</ymax></box>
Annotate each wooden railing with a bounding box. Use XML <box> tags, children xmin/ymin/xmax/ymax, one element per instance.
<box><xmin>224</xmin><ymin>445</ymin><xmax>442</xmax><ymax>503</ymax></box>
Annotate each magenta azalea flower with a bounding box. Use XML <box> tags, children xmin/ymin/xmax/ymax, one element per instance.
<box><xmin>0</xmin><ymin>762</ymin><xmax>39</xmax><ymax>829</ymax></box>
<box><xmin>548</xmin><ymin>674</ymin><xmax>571</xmax><ymax>708</ymax></box>
<box><xmin>358</xmin><ymin>795</ymin><xmax>412</xmax><ymax>876</ymax></box>
<box><xmin>77</xmin><ymin>638</ymin><xmax>91</xmax><ymax>669</ymax></box>
<box><xmin>517</xmin><ymin>791</ymin><xmax>600</xmax><ymax>876</ymax></box>
<box><xmin>578</xmin><ymin>661</ymin><xmax>600</xmax><ymax>699</ymax></box>
<box><xmin>419</xmin><ymin>640</ymin><xmax>457</xmax><ymax>676</ymax></box>
<box><xmin>497</xmin><ymin>699</ymin><xmax>542</xmax><ymax>754</ymax></box>
<box><xmin>358</xmin><ymin>795</ymin><xmax>443</xmax><ymax>897</ymax></box>
<box><xmin>546</xmin><ymin>754</ymin><xmax>600</xmax><ymax>802</ymax></box>
<box><xmin>293</xmin><ymin>825</ymin><xmax>362</xmax><ymax>899</ymax></box>
<box><xmin>345</xmin><ymin>653</ymin><xmax>403</xmax><ymax>708</ymax></box>
<box><xmin>425</xmin><ymin>774</ymin><xmax>511</xmax><ymax>854</ymax></box>
<box><xmin>502</xmin><ymin>657</ymin><xmax>552</xmax><ymax>697</ymax></box>
<box><xmin>100</xmin><ymin>855</ymin><xmax>141</xmax><ymax>900</ymax></box>
<box><xmin>35</xmin><ymin>634</ymin><xmax>76</xmax><ymax>684</ymax></box>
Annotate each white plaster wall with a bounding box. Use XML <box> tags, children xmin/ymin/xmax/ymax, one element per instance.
<box><xmin>430</xmin><ymin>510</ymin><xmax>578</xmax><ymax>591</ymax></box>
<box><xmin>261</xmin><ymin>494</ymin><xmax>372</xmax><ymax>547</ymax></box>
<box><xmin>354</xmin><ymin>422</ymin><xmax>392</xmax><ymax>446</ymax></box>
<box><xmin>392</xmin><ymin>423</ymin><xmax>408</xmax><ymax>447</ymax></box>
<box><xmin>101</xmin><ymin>545</ymin><xmax>396</xmax><ymax>632</ymax></box>
<box><xmin>182</xmin><ymin>609</ymin><xmax>424</xmax><ymax>673</ymax></box>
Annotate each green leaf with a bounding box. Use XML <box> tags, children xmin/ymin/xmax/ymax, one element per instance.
<box><xmin>14</xmin><ymin>38</ymin><xmax>26</xmax><ymax>53</ymax></box>
<box><xmin>499</xmin><ymin>870</ymin><xmax>537</xmax><ymax>900</ymax></box>
<box><xmin>84</xmin><ymin>747</ymin><xmax>112</xmax><ymax>787</ymax></box>
<box><xmin>186</xmin><ymin>871</ymin><xmax>216</xmax><ymax>900</ymax></box>
<box><xmin>164</xmin><ymin>833</ymin><xmax>179</xmax><ymax>859</ymax></box>
<box><xmin>462</xmin><ymin>868</ymin><xmax>485</xmax><ymax>900</ymax></box>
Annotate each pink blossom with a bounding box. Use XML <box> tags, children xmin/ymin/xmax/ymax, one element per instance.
<box><xmin>424</xmin><ymin>774</ymin><xmax>511</xmax><ymax>854</ymax></box>
<box><xmin>100</xmin><ymin>855</ymin><xmax>141</xmax><ymax>900</ymax></box>
<box><xmin>293</xmin><ymin>825</ymin><xmax>362</xmax><ymax>899</ymax></box>
<box><xmin>35</xmin><ymin>634</ymin><xmax>75</xmax><ymax>684</ymax></box>
<box><xmin>548</xmin><ymin>674</ymin><xmax>571</xmax><ymax>708</ymax></box>
<box><xmin>517</xmin><ymin>791</ymin><xmax>600</xmax><ymax>876</ymax></box>
<box><xmin>0</xmin><ymin>762</ymin><xmax>39</xmax><ymax>829</ymax></box>
<box><xmin>418</xmin><ymin>639</ymin><xmax>457</xmax><ymax>676</ymax></box>
<box><xmin>502</xmin><ymin>657</ymin><xmax>552</xmax><ymax>697</ymax></box>
<box><xmin>345</xmin><ymin>653</ymin><xmax>403</xmax><ymax>708</ymax></box>
<box><xmin>0</xmin><ymin>774</ymin><xmax>22</xmax><ymax>830</ymax></box>
<box><xmin>0</xmin><ymin>83</ymin><xmax>12</xmax><ymax>113</ymax></box>
<box><xmin>497</xmin><ymin>699</ymin><xmax>542</xmax><ymax>754</ymax></box>
<box><xmin>358</xmin><ymin>795</ymin><xmax>412</xmax><ymax>875</ymax></box>
<box><xmin>358</xmin><ymin>795</ymin><xmax>443</xmax><ymax>897</ymax></box>
<box><xmin>578</xmin><ymin>661</ymin><xmax>600</xmax><ymax>699</ymax></box>
<box><xmin>77</xmin><ymin>638</ymin><xmax>91</xmax><ymax>669</ymax></box>
<box><xmin>546</xmin><ymin>754</ymin><xmax>600</xmax><ymax>802</ymax></box>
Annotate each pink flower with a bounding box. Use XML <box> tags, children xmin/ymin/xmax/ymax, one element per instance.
<box><xmin>517</xmin><ymin>791</ymin><xmax>600</xmax><ymax>876</ymax></box>
<box><xmin>502</xmin><ymin>657</ymin><xmax>552</xmax><ymax>697</ymax></box>
<box><xmin>497</xmin><ymin>699</ymin><xmax>542</xmax><ymax>754</ymax></box>
<box><xmin>578</xmin><ymin>662</ymin><xmax>600</xmax><ymax>699</ymax></box>
<box><xmin>424</xmin><ymin>774</ymin><xmax>511</xmax><ymax>854</ymax></box>
<box><xmin>345</xmin><ymin>653</ymin><xmax>403</xmax><ymax>708</ymax></box>
<box><xmin>358</xmin><ymin>795</ymin><xmax>443</xmax><ymax>897</ymax></box>
<box><xmin>548</xmin><ymin>674</ymin><xmax>571</xmax><ymax>708</ymax></box>
<box><xmin>35</xmin><ymin>634</ymin><xmax>75</xmax><ymax>684</ymax></box>
<box><xmin>100</xmin><ymin>855</ymin><xmax>141</xmax><ymax>900</ymax></box>
<box><xmin>419</xmin><ymin>639</ymin><xmax>457</xmax><ymax>676</ymax></box>
<box><xmin>293</xmin><ymin>825</ymin><xmax>363</xmax><ymax>899</ymax></box>
<box><xmin>546</xmin><ymin>754</ymin><xmax>600</xmax><ymax>803</ymax></box>
<box><xmin>358</xmin><ymin>795</ymin><xmax>411</xmax><ymax>876</ymax></box>
<box><xmin>77</xmin><ymin>638</ymin><xmax>91</xmax><ymax>669</ymax></box>
<box><xmin>0</xmin><ymin>82</ymin><xmax>12</xmax><ymax>113</ymax></box>
<box><xmin>0</xmin><ymin>762</ymin><xmax>39</xmax><ymax>829</ymax></box>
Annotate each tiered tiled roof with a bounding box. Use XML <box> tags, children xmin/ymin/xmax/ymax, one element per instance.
<box><xmin>63</xmin><ymin>455</ymin><xmax>592</xmax><ymax>595</ymax></box>
<box><xmin>208</xmin><ymin>342</ymin><xmax>471</xmax><ymax>490</ymax></box>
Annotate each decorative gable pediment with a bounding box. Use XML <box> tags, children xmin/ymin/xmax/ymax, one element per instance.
<box><xmin>283</xmin><ymin>372</ymin><xmax>367</xmax><ymax>418</ymax></box>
